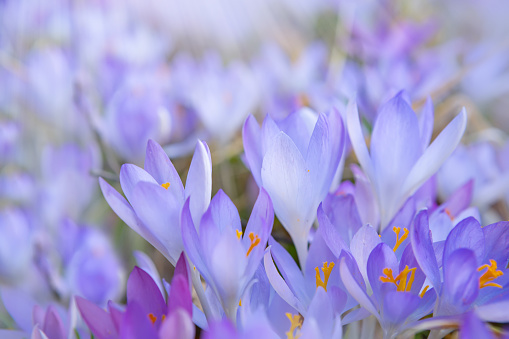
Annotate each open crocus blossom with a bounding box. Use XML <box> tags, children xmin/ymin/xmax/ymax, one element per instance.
<box><xmin>181</xmin><ymin>188</ymin><xmax>274</xmax><ymax>322</ymax></box>
<box><xmin>99</xmin><ymin>139</ymin><xmax>212</xmax><ymax>266</ymax></box>
<box><xmin>347</xmin><ymin>93</ymin><xmax>467</xmax><ymax>230</ymax></box>
<box><xmin>243</xmin><ymin>108</ymin><xmax>345</xmax><ymax>266</ymax></box>
<box><xmin>76</xmin><ymin>253</ymin><xmax>194</xmax><ymax>339</ymax></box>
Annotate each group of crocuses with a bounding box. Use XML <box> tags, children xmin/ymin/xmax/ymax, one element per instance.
<box><xmin>32</xmin><ymin>92</ymin><xmax>501</xmax><ymax>339</ymax></box>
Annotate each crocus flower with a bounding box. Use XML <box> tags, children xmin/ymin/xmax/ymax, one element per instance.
<box><xmin>99</xmin><ymin>139</ymin><xmax>211</xmax><ymax>266</ymax></box>
<box><xmin>77</xmin><ymin>253</ymin><xmax>194</xmax><ymax>339</ymax></box>
<box><xmin>347</xmin><ymin>92</ymin><xmax>467</xmax><ymax>230</ymax></box>
<box><xmin>243</xmin><ymin>108</ymin><xmax>344</xmax><ymax>266</ymax></box>
<box><xmin>181</xmin><ymin>188</ymin><xmax>274</xmax><ymax>322</ymax></box>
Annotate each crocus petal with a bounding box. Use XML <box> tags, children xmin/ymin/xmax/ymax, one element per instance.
<box><xmin>263</xmin><ymin>248</ymin><xmax>307</xmax><ymax>315</ymax></box>
<box><xmin>482</xmin><ymin>221</ymin><xmax>509</xmax><ymax>267</ymax></box>
<box><xmin>371</xmin><ymin>93</ymin><xmax>421</xmax><ymax>223</ymax></box>
<box><xmin>440</xmin><ymin>249</ymin><xmax>479</xmax><ymax>315</ymax></box>
<box><xmin>42</xmin><ymin>306</ymin><xmax>65</xmax><ymax>339</ymax></box>
<box><xmin>134</xmin><ymin>251</ymin><xmax>165</xmax><ymax>296</ymax></box>
<box><xmin>381</xmin><ymin>291</ymin><xmax>420</xmax><ymax>330</ymax></box>
<box><xmin>475</xmin><ymin>299</ymin><xmax>509</xmax><ymax>323</ymax></box>
<box><xmin>321</xmin><ymin>193</ymin><xmax>362</xmax><ymax>248</ymax></box>
<box><xmin>1</xmin><ymin>288</ymin><xmax>36</xmax><ymax>333</ymax></box>
<box><xmin>350</xmin><ymin>224</ymin><xmax>381</xmax><ymax>285</ymax></box>
<box><xmin>75</xmin><ymin>297</ymin><xmax>117</xmax><ymax>339</ymax></box>
<box><xmin>119</xmin><ymin>164</ymin><xmax>157</xmax><ymax>203</ymax></box>
<box><xmin>418</xmin><ymin>97</ymin><xmax>434</xmax><ymax>151</ymax></box>
<box><xmin>242</xmin><ymin>115</ymin><xmax>263</xmax><ymax>186</ymax></box>
<box><xmin>442</xmin><ymin>180</ymin><xmax>474</xmax><ymax>217</ymax></box>
<box><xmin>302</xmin><ymin>288</ymin><xmax>333</xmax><ymax>338</ymax></box>
<box><xmin>184</xmin><ymin>140</ymin><xmax>212</xmax><ymax>228</ymax></box>
<box><xmin>410</xmin><ymin>210</ymin><xmax>441</xmax><ymax>292</ymax></box>
<box><xmin>130</xmin><ymin>181</ymin><xmax>183</xmax><ymax>264</ymax></box>
<box><xmin>339</xmin><ymin>258</ymin><xmax>380</xmax><ymax>320</ymax></box>
<box><xmin>174</xmin><ymin>253</ymin><xmax>190</xmax><ymax>287</ymax></box>
<box><xmin>144</xmin><ymin>139</ymin><xmax>184</xmax><ymax>200</ymax></box>
<box><xmin>181</xmin><ymin>199</ymin><xmax>211</xmax><ymax>281</ymax></box>
<box><xmin>443</xmin><ymin>217</ymin><xmax>484</xmax><ymax>264</ymax></box>
<box><xmin>99</xmin><ymin>178</ymin><xmax>168</xmax><ymax>258</ymax></box>
<box><xmin>268</xmin><ymin>237</ymin><xmax>309</xmax><ymax>305</ymax></box>
<box><xmin>159</xmin><ymin>309</ymin><xmax>195</xmax><ymax>339</ymax></box>
<box><xmin>401</xmin><ymin>109</ymin><xmax>467</xmax><ymax>201</ymax></box>
<box><xmin>0</xmin><ymin>330</ymin><xmax>26</xmax><ymax>339</ymax></box>
<box><xmin>460</xmin><ymin>312</ymin><xmax>496</xmax><ymax>339</ymax></box>
<box><xmin>346</xmin><ymin>98</ymin><xmax>375</xmax><ymax>183</ymax></box>
<box><xmin>119</xmin><ymin>302</ymin><xmax>158</xmax><ymax>339</ymax></box>
<box><xmin>126</xmin><ymin>267</ymin><xmax>166</xmax><ymax>322</ymax></box>
<box><xmin>167</xmin><ymin>275</ymin><xmax>192</xmax><ymax>317</ymax></box>
<box><xmin>367</xmin><ymin>243</ymin><xmax>398</xmax><ymax>306</ymax></box>
<box><xmin>203</xmin><ymin>189</ymin><xmax>241</xmax><ymax>234</ymax></box>
<box><xmin>317</xmin><ymin>203</ymin><xmax>349</xmax><ymax>258</ymax></box>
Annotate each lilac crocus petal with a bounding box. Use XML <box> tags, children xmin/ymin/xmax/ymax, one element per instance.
<box><xmin>443</xmin><ymin>217</ymin><xmax>484</xmax><ymax>264</ymax></box>
<box><xmin>167</xmin><ymin>275</ymin><xmax>192</xmax><ymax>317</ymax></box>
<box><xmin>130</xmin><ymin>182</ymin><xmax>183</xmax><ymax>264</ymax></box>
<box><xmin>144</xmin><ymin>139</ymin><xmax>184</xmax><ymax>200</ymax></box>
<box><xmin>184</xmin><ymin>140</ymin><xmax>212</xmax><ymax>228</ymax></box>
<box><xmin>202</xmin><ymin>189</ymin><xmax>241</xmax><ymax>234</ymax></box>
<box><xmin>174</xmin><ymin>252</ymin><xmax>190</xmax><ymax>286</ymax></box>
<box><xmin>441</xmin><ymin>249</ymin><xmax>479</xmax><ymax>315</ymax></box>
<box><xmin>411</xmin><ymin>210</ymin><xmax>441</xmax><ymax>292</ymax></box>
<box><xmin>108</xmin><ymin>301</ymin><xmax>124</xmax><ymax>333</ymax></box>
<box><xmin>475</xmin><ymin>299</ymin><xmax>509</xmax><ymax>323</ymax></box>
<box><xmin>346</xmin><ymin>98</ymin><xmax>375</xmax><ymax>182</ymax></box>
<box><xmin>317</xmin><ymin>204</ymin><xmax>349</xmax><ymax>258</ymax></box>
<box><xmin>401</xmin><ymin>108</ymin><xmax>467</xmax><ymax>200</ymax></box>
<box><xmin>31</xmin><ymin>326</ymin><xmax>48</xmax><ymax>339</ymax></box>
<box><xmin>127</xmin><ymin>267</ymin><xmax>166</xmax><ymax>322</ymax></box>
<box><xmin>350</xmin><ymin>224</ymin><xmax>381</xmax><ymax>284</ymax></box>
<box><xmin>75</xmin><ymin>297</ymin><xmax>117</xmax><ymax>339</ymax></box>
<box><xmin>381</xmin><ymin>291</ymin><xmax>420</xmax><ymax>330</ymax></box>
<box><xmin>42</xmin><ymin>306</ymin><xmax>65</xmax><ymax>339</ymax></box>
<box><xmin>367</xmin><ymin>243</ymin><xmax>398</xmax><ymax>306</ymax></box>
<box><xmin>119</xmin><ymin>164</ymin><xmax>157</xmax><ymax>203</ymax></box>
<box><xmin>301</xmin><ymin>288</ymin><xmax>334</xmax><ymax>338</ymax></box>
<box><xmin>460</xmin><ymin>312</ymin><xmax>496</xmax><ymax>339</ymax></box>
<box><xmin>263</xmin><ymin>248</ymin><xmax>307</xmax><ymax>315</ymax></box>
<box><xmin>0</xmin><ymin>330</ymin><xmax>26</xmax><ymax>339</ymax></box>
<box><xmin>134</xmin><ymin>251</ymin><xmax>165</xmax><ymax>296</ymax></box>
<box><xmin>201</xmin><ymin>319</ymin><xmax>236</xmax><ymax>339</ymax></box>
<box><xmin>371</xmin><ymin>93</ymin><xmax>421</xmax><ymax>222</ymax></box>
<box><xmin>99</xmin><ymin>178</ymin><xmax>167</xmax><ymax>257</ymax></box>
<box><xmin>1</xmin><ymin>288</ymin><xmax>36</xmax><ymax>333</ymax></box>
<box><xmin>442</xmin><ymin>180</ymin><xmax>473</xmax><ymax>217</ymax></box>
<box><xmin>242</xmin><ymin>115</ymin><xmax>263</xmax><ymax>186</ymax></box>
<box><xmin>119</xmin><ymin>301</ymin><xmax>158</xmax><ymax>339</ymax></box>
<box><xmin>159</xmin><ymin>309</ymin><xmax>195</xmax><ymax>339</ymax></box>
<box><xmin>181</xmin><ymin>199</ymin><xmax>211</xmax><ymax>281</ymax></box>
<box><xmin>268</xmin><ymin>237</ymin><xmax>309</xmax><ymax>305</ymax></box>
<box><xmin>321</xmin><ymin>193</ymin><xmax>362</xmax><ymax>248</ymax></box>
<box><xmin>339</xmin><ymin>258</ymin><xmax>380</xmax><ymax>320</ymax></box>
<box><xmin>418</xmin><ymin>97</ymin><xmax>434</xmax><ymax>151</ymax></box>
<box><xmin>351</xmin><ymin>164</ymin><xmax>380</xmax><ymax>227</ymax></box>
<box><xmin>482</xmin><ymin>221</ymin><xmax>509</xmax><ymax>266</ymax></box>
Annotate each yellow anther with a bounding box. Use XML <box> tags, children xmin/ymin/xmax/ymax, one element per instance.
<box><xmin>239</xmin><ymin>299</ymin><xmax>242</xmax><ymax>306</ymax></box>
<box><xmin>392</xmin><ymin>227</ymin><xmax>409</xmax><ymax>252</ymax></box>
<box><xmin>315</xmin><ymin>262</ymin><xmax>335</xmax><ymax>292</ymax></box>
<box><xmin>380</xmin><ymin>265</ymin><xmax>416</xmax><ymax>292</ymax></box>
<box><xmin>420</xmin><ymin>285</ymin><xmax>430</xmax><ymax>298</ymax></box>
<box><xmin>148</xmin><ymin>313</ymin><xmax>157</xmax><ymax>324</ymax></box>
<box><xmin>161</xmin><ymin>314</ymin><xmax>166</xmax><ymax>322</ymax></box>
<box><xmin>246</xmin><ymin>232</ymin><xmax>261</xmax><ymax>257</ymax></box>
<box><xmin>161</xmin><ymin>182</ymin><xmax>170</xmax><ymax>189</ymax></box>
<box><xmin>236</xmin><ymin>229</ymin><xmax>243</xmax><ymax>240</ymax></box>
<box><xmin>478</xmin><ymin>260</ymin><xmax>504</xmax><ymax>289</ymax></box>
<box><xmin>285</xmin><ymin>313</ymin><xmax>303</xmax><ymax>339</ymax></box>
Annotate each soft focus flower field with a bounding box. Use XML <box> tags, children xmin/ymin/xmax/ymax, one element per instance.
<box><xmin>1</xmin><ymin>0</ymin><xmax>509</xmax><ymax>338</ymax></box>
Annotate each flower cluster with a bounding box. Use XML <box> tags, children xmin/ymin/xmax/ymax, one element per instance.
<box><xmin>1</xmin><ymin>0</ymin><xmax>509</xmax><ymax>338</ymax></box>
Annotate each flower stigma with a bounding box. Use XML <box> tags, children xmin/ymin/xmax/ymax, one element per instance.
<box><xmin>380</xmin><ymin>265</ymin><xmax>416</xmax><ymax>292</ymax></box>
<box><xmin>392</xmin><ymin>226</ymin><xmax>409</xmax><ymax>252</ymax></box>
<box><xmin>285</xmin><ymin>313</ymin><xmax>303</xmax><ymax>339</ymax></box>
<box><xmin>246</xmin><ymin>232</ymin><xmax>260</xmax><ymax>257</ymax></box>
<box><xmin>478</xmin><ymin>259</ymin><xmax>504</xmax><ymax>289</ymax></box>
<box><xmin>315</xmin><ymin>262</ymin><xmax>335</xmax><ymax>291</ymax></box>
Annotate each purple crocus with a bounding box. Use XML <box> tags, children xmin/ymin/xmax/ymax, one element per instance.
<box><xmin>347</xmin><ymin>92</ymin><xmax>467</xmax><ymax>230</ymax></box>
<box><xmin>243</xmin><ymin>108</ymin><xmax>344</xmax><ymax>266</ymax></box>
<box><xmin>99</xmin><ymin>139</ymin><xmax>211</xmax><ymax>266</ymax></box>
<box><xmin>181</xmin><ymin>188</ymin><xmax>274</xmax><ymax>322</ymax></box>
<box><xmin>77</xmin><ymin>253</ymin><xmax>194</xmax><ymax>339</ymax></box>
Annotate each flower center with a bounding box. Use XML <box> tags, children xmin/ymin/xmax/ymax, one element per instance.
<box><xmin>285</xmin><ymin>313</ymin><xmax>303</xmax><ymax>339</ymax></box>
<box><xmin>161</xmin><ymin>182</ymin><xmax>170</xmax><ymax>189</ymax></box>
<box><xmin>478</xmin><ymin>259</ymin><xmax>504</xmax><ymax>289</ymax></box>
<box><xmin>315</xmin><ymin>262</ymin><xmax>335</xmax><ymax>292</ymax></box>
<box><xmin>392</xmin><ymin>226</ymin><xmax>409</xmax><ymax>252</ymax></box>
<box><xmin>380</xmin><ymin>265</ymin><xmax>416</xmax><ymax>292</ymax></box>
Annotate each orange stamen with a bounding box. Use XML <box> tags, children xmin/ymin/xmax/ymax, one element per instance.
<box><xmin>246</xmin><ymin>232</ymin><xmax>260</xmax><ymax>257</ymax></box>
<box><xmin>478</xmin><ymin>260</ymin><xmax>504</xmax><ymax>289</ymax></box>
<box><xmin>315</xmin><ymin>262</ymin><xmax>335</xmax><ymax>292</ymax></box>
<box><xmin>392</xmin><ymin>227</ymin><xmax>409</xmax><ymax>252</ymax></box>
<box><xmin>161</xmin><ymin>182</ymin><xmax>170</xmax><ymax>189</ymax></box>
